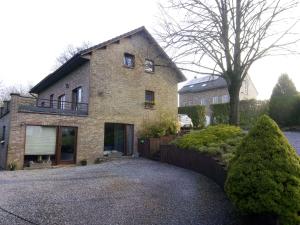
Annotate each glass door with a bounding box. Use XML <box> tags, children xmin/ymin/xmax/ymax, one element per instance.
<box><xmin>57</xmin><ymin>127</ymin><xmax>77</xmax><ymax>164</ymax></box>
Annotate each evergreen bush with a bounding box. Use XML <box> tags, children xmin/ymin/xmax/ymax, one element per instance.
<box><xmin>172</xmin><ymin>125</ymin><xmax>245</xmax><ymax>166</ymax></box>
<box><xmin>225</xmin><ymin>115</ymin><xmax>300</xmax><ymax>225</ymax></box>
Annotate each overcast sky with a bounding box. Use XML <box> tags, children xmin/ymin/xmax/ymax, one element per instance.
<box><xmin>0</xmin><ymin>0</ymin><xmax>299</xmax><ymax>100</ymax></box>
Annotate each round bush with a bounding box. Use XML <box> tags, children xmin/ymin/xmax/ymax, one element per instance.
<box><xmin>225</xmin><ymin>115</ymin><xmax>300</xmax><ymax>225</ymax></box>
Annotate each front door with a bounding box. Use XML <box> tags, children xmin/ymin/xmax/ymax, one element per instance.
<box><xmin>57</xmin><ymin>127</ymin><xmax>77</xmax><ymax>164</ymax></box>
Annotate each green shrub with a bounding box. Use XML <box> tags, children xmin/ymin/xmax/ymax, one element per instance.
<box><xmin>80</xmin><ymin>159</ymin><xmax>87</xmax><ymax>166</ymax></box>
<box><xmin>178</xmin><ymin>105</ymin><xmax>206</xmax><ymax>128</ymax></box>
<box><xmin>269</xmin><ymin>74</ymin><xmax>299</xmax><ymax>128</ymax></box>
<box><xmin>269</xmin><ymin>94</ymin><xmax>300</xmax><ymax>127</ymax></box>
<box><xmin>290</xmin><ymin>95</ymin><xmax>300</xmax><ymax>126</ymax></box>
<box><xmin>140</xmin><ymin>112</ymin><xmax>179</xmax><ymax>138</ymax></box>
<box><xmin>8</xmin><ymin>162</ymin><xmax>17</xmax><ymax>171</ymax></box>
<box><xmin>172</xmin><ymin>125</ymin><xmax>245</xmax><ymax>166</ymax></box>
<box><xmin>225</xmin><ymin>115</ymin><xmax>300</xmax><ymax>225</ymax></box>
<box><xmin>211</xmin><ymin>100</ymin><xmax>269</xmax><ymax>129</ymax></box>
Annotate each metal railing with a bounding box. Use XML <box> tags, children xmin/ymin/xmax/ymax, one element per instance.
<box><xmin>18</xmin><ymin>97</ymin><xmax>88</xmax><ymax>116</ymax></box>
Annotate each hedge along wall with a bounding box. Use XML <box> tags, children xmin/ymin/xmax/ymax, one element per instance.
<box><xmin>178</xmin><ymin>105</ymin><xmax>206</xmax><ymax>128</ymax></box>
<box><xmin>211</xmin><ymin>99</ymin><xmax>269</xmax><ymax>129</ymax></box>
<box><xmin>269</xmin><ymin>94</ymin><xmax>300</xmax><ymax>127</ymax></box>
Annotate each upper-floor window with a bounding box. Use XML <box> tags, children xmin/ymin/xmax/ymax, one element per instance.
<box><xmin>50</xmin><ymin>94</ymin><xmax>54</xmax><ymax>108</ymax></box>
<box><xmin>212</xmin><ymin>96</ymin><xmax>219</xmax><ymax>104</ymax></box>
<box><xmin>123</xmin><ymin>53</ymin><xmax>135</xmax><ymax>68</ymax></box>
<box><xmin>1</xmin><ymin>126</ymin><xmax>5</xmax><ymax>143</ymax></box>
<box><xmin>244</xmin><ymin>80</ymin><xmax>248</xmax><ymax>95</ymax></box>
<box><xmin>222</xmin><ymin>95</ymin><xmax>229</xmax><ymax>103</ymax></box>
<box><xmin>145</xmin><ymin>59</ymin><xmax>154</xmax><ymax>73</ymax></box>
<box><xmin>58</xmin><ymin>94</ymin><xmax>66</xmax><ymax>110</ymax></box>
<box><xmin>200</xmin><ymin>98</ymin><xmax>207</xmax><ymax>106</ymax></box>
<box><xmin>72</xmin><ymin>87</ymin><xmax>82</xmax><ymax>110</ymax></box>
<box><xmin>145</xmin><ymin>90</ymin><xmax>155</xmax><ymax>108</ymax></box>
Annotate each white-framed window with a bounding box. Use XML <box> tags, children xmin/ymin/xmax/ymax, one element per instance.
<box><xmin>222</xmin><ymin>95</ymin><xmax>230</xmax><ymax>103</ymax></box>
<box><xmin>200</xmin><ymin>98</ymin><xmax>207</xmax><ymax>106</ymax></box>
<box><xmin>58</xmin><ymin>95</ymin><xmax>66</xmax><ymax>110</ymax></box>
<box><xmin>244</xmin><ymin>80</ymin><xmax>249</xmax><ymax>94</ymax></box>
<box><xmin>72</xmin><ymin>87</ymin><xmax>82</xmax><ymax>110</ymax></box>
<box><xmin>25</xmin><ymin>126</ymin><xmax>56</xmax><ymax>155</ymax></box>
<box><xmin>145</xmin><ymin>59</ymin><xmax>154</xmax><ymax>73</ymax></box>
<box><xmin>212</xmin><ymin>96</ymin><xmax>219</xmax><ymax>104</ymax></box>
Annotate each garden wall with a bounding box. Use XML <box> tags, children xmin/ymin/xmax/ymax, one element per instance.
<box><xmin>138</xmin><ymin>136</ymin><xmax>176</xmax><ymax>158</ymax></box>
<box><xmin>160</xmin><ymin>144</ymin><xmax>227</xmax><ymax>188</ymax></box>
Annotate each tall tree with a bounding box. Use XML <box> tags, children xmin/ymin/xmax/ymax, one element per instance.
<box><xmin>158</xmin><ymin>0</ymin><xmax>299</xmax><ymax>125</ymax></box>
<box><xmin>54</xmin><ymin>42</ymin><xmax>91</xmax><ymax>69</ymax></box>
<box><xmin>269</xmin><ymin>74</ymin><xmax>298</xmax><ymax>127</ymax></box>
<box><xmin>271</xmin><ymin>73</ymin><xmax>298</xmax><ymax>97</ymax></box>
<box><xmin>0</xmin><ymin>82</ymin><xmax>31</xmax><ymax>105</ymax></box>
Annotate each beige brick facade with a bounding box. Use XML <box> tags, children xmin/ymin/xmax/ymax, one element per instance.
<box><xmin>0</xmin><ymin>28</ymin><xmax>184</xmax><ymax>170</ymax></box>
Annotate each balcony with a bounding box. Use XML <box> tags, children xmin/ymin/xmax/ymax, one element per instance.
<box><xmin>18</xmin><ymin>97</ymin><xmax>88</xmax><ymax>116</ymax></box>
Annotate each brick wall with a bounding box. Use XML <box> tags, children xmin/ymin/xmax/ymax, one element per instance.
<box><xmin>38</xmin><ymin>62</ymin><xmax>90</xmax><ymax>104</ymax></box>
<box><xmin>4</xmin><ymin>32</ymin><xmax>180</xmax><ymax>169</ymax></box>
<box><xmin>0</xmin><ymin>108</ymin><xmax>11</xmax><ymax>169</ymax></box>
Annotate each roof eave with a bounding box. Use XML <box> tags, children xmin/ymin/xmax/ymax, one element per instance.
<box><xmin>30</xmin><ymin>55</ymin><xmax>89</xmax><ymax>94</ymax></box>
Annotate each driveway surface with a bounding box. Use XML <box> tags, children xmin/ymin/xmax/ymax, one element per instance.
<box><xmin>285</xmin><ymin>132</ymin><xmax>300</xmax><ymax>155</ymax></box>
<box><xmin>0</xmin><ymin>159</ymin><xmax>236</xmax><ymax>225</ymax></box>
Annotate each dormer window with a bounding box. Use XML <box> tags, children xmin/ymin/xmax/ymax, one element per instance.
<box><xmin>145</xmin><ymin>59</ymin><xmax>154</xmax><ymax>73</ymax></box>
<box><xmin>124</xmin><ymin>53</ymin><xmax>135</xmax><ymax>68</ymax></box>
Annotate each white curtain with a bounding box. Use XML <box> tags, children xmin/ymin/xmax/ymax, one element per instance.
<box><xmin>25</xmin><ymin>126</ymin><xmax>56</xmax><ymax>155</ymax></box>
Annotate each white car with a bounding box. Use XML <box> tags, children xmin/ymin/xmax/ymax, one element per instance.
<box><xmin>178</xmin><ymin>114</ymin><xmax>193</xmax><ymax>128</ymax></box>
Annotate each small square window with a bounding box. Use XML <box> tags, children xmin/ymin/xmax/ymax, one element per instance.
<box><xmin>145</xmin><ymin>59</ymin><xmax>154</xmax><ymax>73</ymax></box>
<box><xmin>124</xmin><ymin>53</ymin><xmax>135</xmax><ymax>68</ymax></box>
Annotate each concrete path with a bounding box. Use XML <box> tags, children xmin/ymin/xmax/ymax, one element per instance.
<box><xmin>284</xmin><ymin>132</ymin><xmax>300</xmax><ymax>155</ymax></box>
<box><xmin>0</xmin><ymin>159</ymin><xmax>236</xmax><ymax>225</ymax></box>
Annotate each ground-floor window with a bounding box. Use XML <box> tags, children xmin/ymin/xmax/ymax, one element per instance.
<box><xmin>24</xmin><ymin>125</ymin><xmax>77</xmax><ymax>167</ymax></box>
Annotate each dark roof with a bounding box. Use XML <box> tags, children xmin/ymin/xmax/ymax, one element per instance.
<box><xmin>178</xmin><ymin>76</ymin><xmax>227</xmax><ymax>94</ymax></box>
<box><xmin>30</xmin><ymin>26</ymin><xmax>186</xmax><ymax>94</ymax></box>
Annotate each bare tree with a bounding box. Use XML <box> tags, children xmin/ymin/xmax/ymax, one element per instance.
<box><xmin>158</xmin><ymin>0</ymin><xmax>299</xmax><ymax>125</ymax></box>
<box><xmin>54</xmin><ymin>42</ymin><xmax>92</xmax><ymax>68</ymax></box>
<box><xmin>0</xmin><ymin>82</ymin><xmax>32</xmax><ymax>104</ymax></box>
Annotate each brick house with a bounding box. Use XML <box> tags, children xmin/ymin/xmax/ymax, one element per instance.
<box><xmin>179</xmin><ymin>75</ymin><xmax>258</xmax><ymax>122</ymax></box>
<box><xmin>0</xmin><ymin>27</ymin><xmax>186</xmax><ymax>170</ymax></box>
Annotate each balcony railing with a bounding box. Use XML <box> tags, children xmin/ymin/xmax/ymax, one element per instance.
<box><xmin>18</xmin><ymin>97</ymin><xmax>88</xmax><ymax>116</ymax></box>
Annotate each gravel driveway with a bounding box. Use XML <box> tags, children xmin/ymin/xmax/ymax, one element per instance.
<box><xmin>0</xmin><ymin>159</ymin><xmax>236</xmax><ymax>225</ymax></box>
<box><xmin>284</xmin><ymin>132</ymin><xmax>300</xmax><ymax>155</ymax></box>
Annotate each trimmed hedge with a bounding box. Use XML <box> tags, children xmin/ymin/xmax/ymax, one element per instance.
<box><xmin>269</xmin><ymin>94</ymin><xmax>300</xmax><ymax>127</ymax></box>
<box><xmin>225</xmin><ymin>115</ymin><xmax>300</xmax><ymax>225</ymax></box>
<box><xmin>178</xmin><ymin>105</ymin><xmax>206</xmax><ymax>128</ymax></box>
<box><xmin>211</xmin><ymin>99</ymin><xmax>269</xmax><ymax>129</ymax></box>
<box><xmin>172</xmin><ymin>125</ymin><xmax>245</xmax><ymax>166</ymax></box>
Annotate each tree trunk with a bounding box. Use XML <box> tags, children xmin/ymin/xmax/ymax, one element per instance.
<box><xmin>228</xmin><ymin>82</ymin><xmax>241</xmax><ymax>125</ymax></box>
